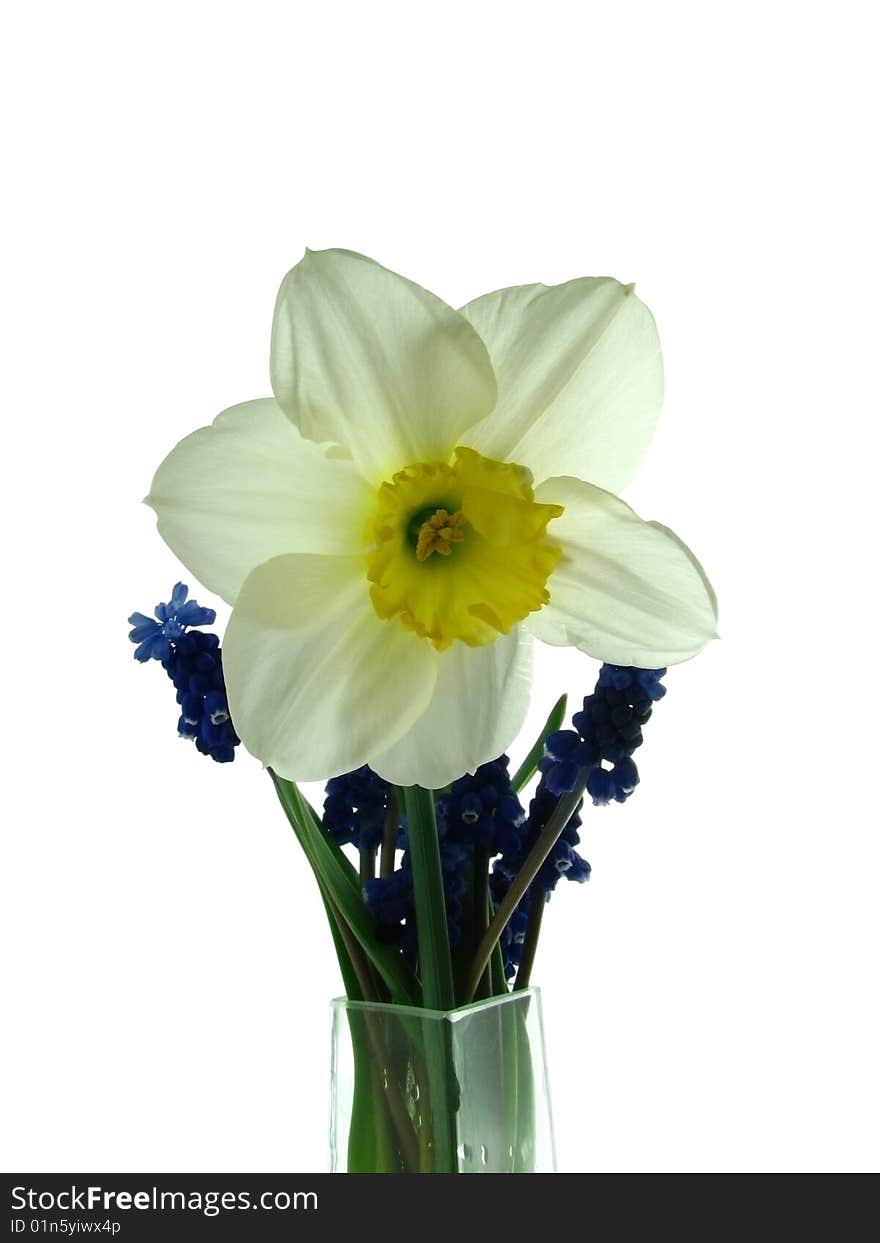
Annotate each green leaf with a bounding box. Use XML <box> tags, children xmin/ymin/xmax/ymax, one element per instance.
<box><xmin>511</xmin><ymin>693</ymin><xmax>568</xmax><ymax>792</ymax></box>
<box><xmin>314</xmin><ymin>887</ymin><xmax>363</xmax><ymax>1002</ymax></box>
<box><xmin>270</xmin><ymin>772</ymin><xmax>418</xmax><ymax>1006</ymax></box>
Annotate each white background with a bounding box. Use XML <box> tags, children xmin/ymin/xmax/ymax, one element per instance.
<box><xmin>2</xmin><ymin>1</ymin><xmax>877</xmax><ymax>1174</ymax></box>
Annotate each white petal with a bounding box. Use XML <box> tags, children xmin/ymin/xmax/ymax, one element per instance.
<box><xmin>146</xmin><ymin>398</ymin><xmax>373</xmax><ymax>603</ymax></box>
<box><xmin>369</xmin><ymin>629</ymin><xmax>534</xmax><ymax>789</ymax></box>
<box><xmin>223</xmin><ymin>555</ymin><xmax>438</xmax><ymax>782</ymax></box>
<box><xmin>270</xmin><ymin>249</ymin><xmax>497</xmax><ymax>483</ymax></box>
<box><xmin>527</xmin><ymin>477</ymin><xmax>717</xmax><ymax>666</ymax></box>
<box><xmin>460</xmin><ymin>278</ymin><xmax>663</xmax><ymax>491</ymax></box>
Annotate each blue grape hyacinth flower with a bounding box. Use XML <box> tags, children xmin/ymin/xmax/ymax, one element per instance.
<box><xmin>128</xmin><ymin>582</ymin><xmax>217</xmax><ymax>663</ymax></box>
<box><xmin>128</xmin><ymin>583</ymin><xmax>239</xmax><ymax>763</ymax></box>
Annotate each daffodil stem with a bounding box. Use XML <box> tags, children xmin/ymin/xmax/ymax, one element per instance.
<box><xmin>464</xmin><ymin>768</ymin><xmax>592</xmax><ymax>1003</ymax></box>
<box><xmin>399</xmin><ymin>786</ymin><xmax>455</xmax><ymax>1012</ymax></box>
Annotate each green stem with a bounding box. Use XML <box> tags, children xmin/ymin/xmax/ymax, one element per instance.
<box><xmin>400</xmin><ymin>786</ymin><xmax>455</xmax><ymax>1012</ymax></box>
<box><xmin>513</xmin><ymin>889</ymin><xmax>545</xmax><ymax>991</ymax></box>
<box><xmin>464</xmin><ymin>769</ymin><xmax>591</xmax><ymax>1002</ymax></box>
<box><xmin>359</xmin><ymin>845</ymin><xmax>376</xmax><ymax>890</ymax></box>
<box><xmin>511</xmin><ymin>693</ymin><xmax>568</xmax><ymax>792</ymax></box>
<box><xmin>348</xmin><ymin>1015</ymin><xmax>422</xmax><ymax>1172</ymax></box>
<box><xmin>341</xmin><ymin>1010</ymin><xmax>422</xmax><ymax>1171</ymax></box>
<box><xmin>472</xmin><ymin>847</ymin><xmax>491</xmax><ymax>1001</ymax></box>
<box><xmin>380</xmin><ymin>792</ymin><xmax>398</xmax><ymax>880</ymax></box>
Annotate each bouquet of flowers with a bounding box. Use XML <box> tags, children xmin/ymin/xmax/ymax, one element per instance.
<box><xmin>130</xmin><ymin>249</ymin><xmax>716</xmax><ymax>1172</ymax></box>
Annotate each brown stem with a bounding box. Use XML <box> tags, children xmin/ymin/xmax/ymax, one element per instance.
<box><xmin>322</xmin><ymin>887</ymin><xmax>380</xmax><ymax>1003</ymax></box>
<box><xmin>464</xmin><ymin>772</ymin><xmax>590</xmax><ymax>1002</ymax></box>
<box><xmin>513</xmin><ymin>888</ymin><xmax>545</xmax><ymax>991</ymax></box>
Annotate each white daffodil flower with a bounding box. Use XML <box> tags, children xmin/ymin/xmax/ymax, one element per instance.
<box><xmin>147</xmin><ymin>249</ymin><xmax>717</xmax><ymax>788</ymax></box>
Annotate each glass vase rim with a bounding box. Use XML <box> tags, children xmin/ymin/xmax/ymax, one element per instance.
<box><xmin>330</xmin><ymin>985</ymin><xmax>542</xmax><ymax>1023</ymax></box>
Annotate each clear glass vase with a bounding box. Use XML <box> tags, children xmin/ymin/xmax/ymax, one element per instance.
<box><xmin>329</xmin><ymin>987</ymin><xmax>556</xmax><ymax>1173</ymax></box>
